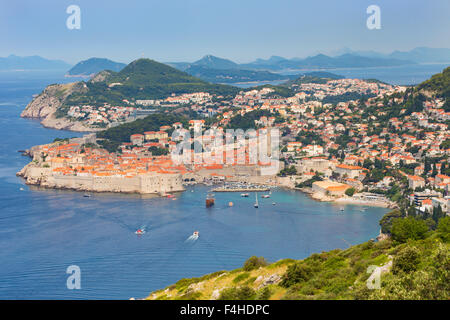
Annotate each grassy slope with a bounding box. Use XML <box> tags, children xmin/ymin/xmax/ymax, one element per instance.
<box><xmin>147</xmin><ymin>229</ymin><xmax>449</xmax><ymax>300</ymax></box>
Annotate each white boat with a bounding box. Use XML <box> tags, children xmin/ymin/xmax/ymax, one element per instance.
<box><xmin>83</xmin><ymin>193</ymin><xmax>91</xmax><ymax>198</ymax></box>
<box><xmin>254</xmin><ymin>193</ymin><xmax>259</xmax><ymax>208</ymax></box>
<box><xmin>135</xmin><ymin>228</ymin><xmax>145</xmax><ymax>235</ymax></box>
<box><xmin>340</xmin><ymin>207</ymin><xmax>344</xmax><ymax>211</ymax></box>
<box><xmin>262</xmin><ymin>195</ymin><xmax>270</xmax><ymax>198</ymax></box>
<box><xmin>193</xmin><ymin>231</ymin><xmax>199</xmax><ymax>237</ymax></box>
<box><xmin>241</xmin><ymin>193</ymin><xmax>249</xmax><ymax>197</ymax></box>
<box><xmin>272</xmin><ymin>202</ymin><xmax>276</xmax><ymax>205</ymax></box>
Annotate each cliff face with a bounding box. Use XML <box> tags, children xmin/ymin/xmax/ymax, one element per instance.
<box><xmin>21</xmin><ymin>82</ymin><xmax>101</xmax><ymax>132</ymax></box>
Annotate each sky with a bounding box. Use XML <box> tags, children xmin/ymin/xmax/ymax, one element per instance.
<box><xmin>1</xmin><ymin>0</ymin><xmax>449</xmax><ymax>64</ymax></box>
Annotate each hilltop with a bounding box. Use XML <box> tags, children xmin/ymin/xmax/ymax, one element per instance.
<box><xmin>67</xmin><ymin>57</ymin><xmax>126</xmax><ymax>76</ymax></box>
<box><xmin>64</xmin><ymin>58</ymin><xmax>238</xmax><ymax>106</ymax></box>
<box><xmin>21</xmin><ymin>58</ymin><xmax>239</xmax><ymax>130</ymax></box>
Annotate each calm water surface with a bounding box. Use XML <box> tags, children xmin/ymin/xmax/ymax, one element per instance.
<box><xmin>0</xmin><ymin>71</ymin><xmax>388</xmax><ymax>299</ymax></box>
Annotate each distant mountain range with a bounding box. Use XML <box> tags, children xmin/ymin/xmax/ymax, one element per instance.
<box><xmin>168</xmin><ymin>53</ymin><xmax>415</xmax><ymax>72</ymax></box>
<box><xmin>0</xmin><ymin>55</ymin><xmax>71</xmax><ymax>71</ymax></box>
<box><xmin>335</xmin><ymin>47</ymin><xmax>450</xmax><ymax>64</ymax></box>
<box><xmin>67</xmin><ymin>58</ymin><xmax>126</xmax><ymax>76</ymax></box>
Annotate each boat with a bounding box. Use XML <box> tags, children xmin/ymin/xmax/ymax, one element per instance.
<box><xmin>135</xmin><ymin>228</ymin><xmax>145</xmax><ymax>235</ymax></box>
<box><xmin>206</xmin><ymin>193</ymin><xmax>215</xmax><ymax>207</ymax></box>
<box><xmin>262</xmin><ymin>194</ymin><xmax>270</xmax><ymax>198</ymax></box>
<box><xmin>272</xmin><ymin>202</ymin><xmax>276</xmax><ymax>205</ymax></box>
<box><xmin>193</xmin><ymin>231</ymin><xmax>199</xmax><ymax>237</ymax></box>
<box><xmin>254</xmin><ymin>193</ymin><xmax>259</xmax><ymax>208</ymax></box>
<box><xmin>340</xmin><ymin>207</ymin><xmax>344</xmax><ymax>211</ymax></box>
<box><xmin>240</xmin><ymin>193</ymin><xmax>249</xmax><ymax>197</ymax></box>
<box><xmin>83</xmin><ymin>193</ymin><xmax>91</xmax><ymax>198</ymax></box>
<box><xmin>166</xmin><ymin>194</ymin><xmax>175</xmax><ymax>198</ymax></box>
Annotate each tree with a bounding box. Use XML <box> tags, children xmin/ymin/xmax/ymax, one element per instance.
<box><xmin>432</xmin><ymin>205</ymin><xmax>444</xmax><ymax>223</ymax></box>
<box><xmin>345</xmin><ymin>187</ymin><xmax>356</xmax><ymax>197</ymax></box>
<box><xmin>392</xmin><ymin>246</ymin><xmax>420</xmax><ymax>274</ymax></box>
<box><xmin>391</xmin><ymin>217</ymin><xmax>429</xmax><ymax>243</ymax></box>
<box><xmin>280</xmin><ymin>262</ymin><xmax>313</xmax><ymax>288</ymax></box>
<box><xmin>379</xmin><ymin>210</ymin><xmax>404</xmax><ymax>234</ymax></box>
<box><xmin>243</xmin><ymin>256</ymin><xmax>268</xmax><ymax>271</ymax></box>
<box><xmin>437</xmin><ymin>216</ymin><xmax>450</xmax><ymax>242</ymax></box>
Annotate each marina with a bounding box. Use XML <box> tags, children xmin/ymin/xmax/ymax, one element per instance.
<box><xmin>0</xmin><ymin>71</ymin><xmax>390</xmax><ymax>299</ymax></box>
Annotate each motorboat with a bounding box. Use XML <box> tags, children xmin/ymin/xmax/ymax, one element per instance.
<box><xmin>262</xmin><ymin>195</ymin><xmax>270</xmax><ymax>198</ymax></box>
<box><xmin>254</xmin><ymin>193</ymin><xmax>259</xmax><ymax>208</ymax></box>
<box><xmin>83</xmin><ymin>193</ymin><xmax>91</xmax><ymax>198</ymax></box>
<box><xmin>193</xmin><ymin>231</ymin><xmax>199</xmax><ymax>237</ymax></box>
<box><xmin>241</xmin><ymin>193</ymin><xmax>249</xmax><ymax>197</ymax></box>
<box><xmin>135</xmin><ymin>228</ymin><xmax>145</xmax><ymax>235</ymax></box>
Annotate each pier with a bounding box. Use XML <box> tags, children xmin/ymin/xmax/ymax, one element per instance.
<box><xmin>212</xmin><ymin>187</ymin><xmax>270</xmax><ymax>192</ymax></box>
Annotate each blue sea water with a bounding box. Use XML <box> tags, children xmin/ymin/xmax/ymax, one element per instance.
<box><xmin>0</xmin><ymin>70</ymin><xmax>389</xmax><ymax>299</ymax></box>
<box><xmin>279</xmin><ymin>63</ymin><xmax>450</xmax><ymax>85</ymax></box>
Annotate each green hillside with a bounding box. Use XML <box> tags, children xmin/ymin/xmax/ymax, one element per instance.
<box><xmin>148</xmin><ymin>217</ymin><xmax>450</xmax><ymax>300</ymax></box>
<box><xmin>96</xmin><ymin>113</ymin><xmax>189</xmax><ymax>152</ymax></box>
<box><xmin>282</xmin><ymin>71</ymin><xmax>345</xmax><ymax>86</ymax></box>
<box><xmin>417</xmin><ymin>66</ymin><xmax>450</xmax><ymax>111</ymax></box>
<box><xmin>64</xmin><ymin>59</ymin><xmax>239</xmax><ymax>106</ymax></box>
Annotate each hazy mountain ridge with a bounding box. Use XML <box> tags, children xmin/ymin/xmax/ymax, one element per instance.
<box><xmin>0</xmin><ymin>54</ymin><xmax>71</xmax><ymax>71</ymax></box>
<box><xmin>67</xmin><ymin>58</ymin><xmax>126</xmax><ymax>76</ymax></box>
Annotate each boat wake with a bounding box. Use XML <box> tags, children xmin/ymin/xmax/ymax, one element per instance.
<box><xmin>185</xmin><ymin>234</ymin><xmax>199</xmax><ymax>242</ymax></box>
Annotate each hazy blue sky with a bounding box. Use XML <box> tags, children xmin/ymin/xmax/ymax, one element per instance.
<box><xmin>1</xmin><ymin>0</ymin><xmax>449</xmax><ymax>64</ymax></box>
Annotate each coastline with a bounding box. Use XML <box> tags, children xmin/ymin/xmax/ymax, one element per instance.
<box><xmin>292</xmin><ymin>186</ymin><xmax>394</xmax><ymax>209</ymax></box>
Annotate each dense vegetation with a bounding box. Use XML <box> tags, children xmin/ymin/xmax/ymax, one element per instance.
<box><xmin>184</xmin><ymin>65</ymin><xmax>294</xmax><ymax>84</ymax></box>
<box><xmin>225</xmin><ymin>109</ymin><xmax>279</xmax><ymax>130</ymax></box>
<box><xmin>282</xmin><ymin>71</ymin><xmax>344</xmax><ymax>86</ymax></box>
<box><xmin>417</xmin><ymin>66</ymin><xmax>450</xmax><ymax>111</ymax></box>
<box><xmin>96</xmin><ymin>113</ymin><xmax>188</xmax><ymax>152</ymax></box>
<box><xmin>246</xmin><ymin>84</ymin><xmax>295</xmax><ymax>98</ymax></box>
<box><xmin>64</xmin><ymin>59</ymin><xmax>240</xmax><ymax>106</ymax></box>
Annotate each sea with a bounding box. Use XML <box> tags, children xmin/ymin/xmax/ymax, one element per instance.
<box><xmin>0</xmin><ymin>69</ymin><xmax>396</xmax><ymax>299</ymax></box>
<box><xmin>231</xmin><ymin>62</ymin><xmax>450</xmax><ymax>87</ymax></box>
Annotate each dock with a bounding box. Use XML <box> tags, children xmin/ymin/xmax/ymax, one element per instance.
<box><xmin>212</xmin><ymin>187</ymin><xmax>270</xmax><ymax>192</ymax></box>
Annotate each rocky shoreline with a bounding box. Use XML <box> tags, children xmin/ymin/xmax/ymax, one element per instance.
<box><xmin>20</xmin><ymin>82</ymin><xmax>102</xmax><ymax>132</ymax></box>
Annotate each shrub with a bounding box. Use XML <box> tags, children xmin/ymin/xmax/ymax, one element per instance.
<box><xmin>391</xmin><ymin>217</ymin><xmax>429</xmax><ymax>243</ymax></box>
<box><xmin>345</xmin><ymin>187</ymin><xmax>356</xmax><ymax>197</ymax></box>
<box><xmin>256</xmin><ymin>287</ymin><xmax>272</xmax><ymax>300</ymax></box>
<box><xmin>219</xmin><ymin>286</ymin><xmax>256</xmax><ymax>300</ymax></box>
<box><xmin>392</xmin><ymin>246</ymin><xmax>420</xmax><ymax>274</ymax></box>
<box><xmin>437</xmin><ymin>216</ymin><xmax>450</xmax><ymax>242</ymax></box>
<box><xmin>280</xmin><ymin>263</ymin><xmax>313</xmax><ymax>288</ymax></box>
<box><xmin>243</xmin><ymin>256</ymin><xmax>268</xmax><ymax>271</ymax></box>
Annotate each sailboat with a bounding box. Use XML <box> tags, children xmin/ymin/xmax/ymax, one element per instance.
<box><xmin>254</xmin><ymin>193</ymin><xmax>259</xmax><ymax>208</ymax></box>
